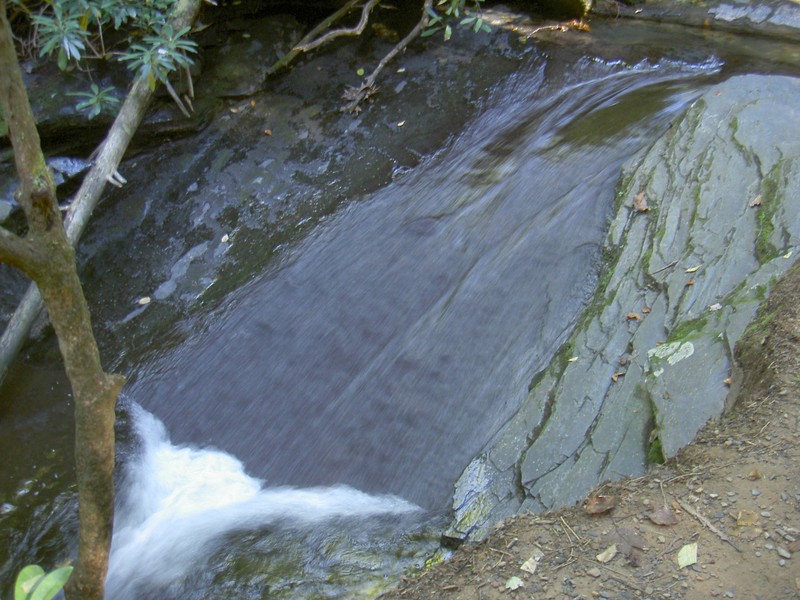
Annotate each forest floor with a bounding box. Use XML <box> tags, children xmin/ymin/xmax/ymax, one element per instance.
<box><xmin>382</xmin><ymin>263</ymin><xmax>800</xmax><ymax>599</ymax></box>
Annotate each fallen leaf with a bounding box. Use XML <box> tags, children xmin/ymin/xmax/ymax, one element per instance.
<box><xmin>585</xmin><ymin>495</ymin><xmax>618</xmax><ymax>514</ymax></box>
<box><xmin>397</xmin><ymin>120</ymin><xmax>406</xmax><ymax>127</ymax></box>
<box><xmin>249</xmin><ymin>99</ymin><xmax>256</xmax><ymax>107</ymax></box>
<box><xmin>520</xmin><ymin>549</ymin><xmax>544</xmax><ymax>574</ymax></box>
<box><xmin>264</xmin><ymin>129</ymin><xmax>272</xmax><ymax>136</ymax></box>
<box><xmin>685</xmin><ymin>278</ymin><xmax>695</xmax><ymax>287</ymax></box>
<box><xmin>749</xmin><ymin>194</ymin><xmax>762</xmax><ymax>208</ymax></box>
<box><xmin>356</xmin><ymin>67</ymin><xmax>365</xmax><ymax>76</ymax></box>
<box><xmin>137</xmin><ymin>296</ymin><xmax>151</xmax><ymax>305</ymax></box>
<box><xmin>567</xmin><ymin>356</ymin><xmax>578</xmax><ymax>363</ymax></box>
<box><xmin>633</xmin><ymin>192</ymin><xmax>649</xmax><ymax>212</ymax></box>
<box><xmin>709</xmin><ymin>303</ymin><xmax>722</xmax><ymax>311</ymax></box>
<box><xmin>505</xmin><ymin>576</ymin><xmax>524</xmax><ymax>590</ymax></box>
<box><xmin>221</xmin><ymin>234</ymin><xmax>230</xmax><ymax>243</ymax></box>
<box><xmin>671</xmin><ymin>501</ymin><xmax>682</xmax><ymax>512</ymax></box>
<box><xmin>747</xmin><ymin>469</ymin><xmax>761</xmax><ymax>480</ymax></box>
<box><xmin>648</xmin><ymin>505</ymin><xmax>679</xmax><ymax>526</ymax></box>
<box><xmin>611</xmin><ymin>371</ymin><xmax>625</xmax><ymax>383</ymax></box>
<box><xmin>736</xmin><ymin>510</ymin><xmax>759</xmax><ymax>527</ymax></box>
<box><xmin>677</xmin><ymin>542</ymin><xmax>698</xmax><ymax>568</ymax></box>
<box><xmin>641</xmin><ymin>307</ymin><xmax>652</xmax><ymax>314</ymax></box>
<box><xmin>596</xmin><ymin>544</ymin><xmax>617</xmax><ymax>563</ymax></box>
<box><xmin>229</xmin><ymin>107</ymin><xmax>240</xmax><ymax>113</ymax></box>
<box><xmin>685</xmin><ymin>265</ymin><xmax>701</xmax><ymax>273</ymax></box>
<box><xmin>723</xmin><ymin>377</ymin><xmax>732</xmax><ymax>386</ymax></box>
<box><xmin>625</xmin><ymin>312</ymin><xmax>642</xmax><ymax>321</ymax></box>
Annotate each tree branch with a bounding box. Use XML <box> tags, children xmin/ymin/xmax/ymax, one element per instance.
<box><xmin>0</xmin><ymin>0</ymin><xmax>204</xmax><ymax>385</ymax></box>
<box><xmin>295</xmin><ymin>0</ymin><xmax>379</xmax><ymax>52</ymax></box>
<box><xmin>268</xmin><ymin>0</ymin><xmax>363</xmax><ymax>75</ymax></box>
<box><xmin>0</xmin><ymin>226</ymin><xmax>45</xmax><ymax>275</ymax></box>
<box><xmin>341</xmin><ymin>0</ymin><xmax>433</xmax><ymax>113</ymax></box>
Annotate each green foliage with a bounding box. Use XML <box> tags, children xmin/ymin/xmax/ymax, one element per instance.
<box><xmin>68</xmin><ymin>82</ymin><xmax>120</xmax><ymax>118</ymax></box>
<box><xmin>12</xmin><ymin>564</ymin><xmax>73</xmax><ymax>600</ymax></box>
<box><xmin>422</xmin><ymin>0</ymin><xmax>491</xmax><ymax>41</ymax></box>
<box><xmin>14</xmin><ymin>0</ymin><xmax>197</xmax><ymax>113</ymax></box>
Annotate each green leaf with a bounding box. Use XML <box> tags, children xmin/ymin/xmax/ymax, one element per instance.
<box><xmin>473</xmin><ymin>18</ymin><xmax>483</xmax><ymax>33</ymax></box>
<box><xmin>57</xmin><ymin>47</ymin><xmax>67</xmax><ymax>70</ymax></box>
<box><xmin>28</xmin><ymin>566</ymin><xmax>72</xmax><ymax>600</ymax></box>
<box><xmin>444</xmin><ymin>24</ymin><xmax>452</xmax><ymax>41</ymax></box>
<box><xmin>15</xmin><ymin>565</ymin><xmax>45</xmax><ymax>600</ymax></box>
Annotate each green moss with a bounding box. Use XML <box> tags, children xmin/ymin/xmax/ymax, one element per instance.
<box><xmin>647</xmin><ymin>436</ymin><xmax>665</xmax><ymax>464</ymax></box>
<box><xmin>755</xmin><ymin>163</ymin><xmax>785</xmax><ymax>263</ymax></box>
<box><xmin>667</xmin><ymin>316</ymin><xmax>708</xmax><ymax>343</ymax></box>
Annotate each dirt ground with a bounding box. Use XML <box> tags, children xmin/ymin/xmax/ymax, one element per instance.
<box><xmin>382</xmin><ymin>262</ymin><xmax>800</xmax><ymax>600</ymax></box>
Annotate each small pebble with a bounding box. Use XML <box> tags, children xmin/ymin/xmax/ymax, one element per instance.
<box><xmin>761</xmin><ymin>511</ymin><xmax>771</xmax><ymax>517</ymax></box>
<box><xmin>779</xmin><ymin>559</ymin><xmax>786</xmax><ymax>567</ymax></box>
<box><xmin>587</xmin><ymin>567</ymin><xmax>601</xmax><ymax>578</ymax></box>
<box><xmin>755</xmin><ymin>551</ymin><xmax>762</xmax><ymax>557</ymax></box>
<box><xmin>777</xmin><ymin>547</ymin><xmax>792</xmax><ymax>559</ymax></box>
<box><xmin>751</xmin><ymin>488</ymin><xmax>761</xmax><ymax>497</ymax></box>
<box><xmin>765</xmin><ymin>543</ymin><xmax>775</xmax><ymax>550</ymax></box>
<box><xmin>724</xmin><ymin>591</ymin><xmax>735</xmax><ymax>598</ymax></box>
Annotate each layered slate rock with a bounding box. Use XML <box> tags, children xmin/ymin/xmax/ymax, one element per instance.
<box><xmin>446</xmin><ymin>74</ymin><xmax>800</xmax><ymax>541</ymax></box>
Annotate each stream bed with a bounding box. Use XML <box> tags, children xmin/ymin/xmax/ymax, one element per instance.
<box><xmin>2</xmin><ymin>10</ymin><xmax>800</xmax><ymax>599</ymax></box>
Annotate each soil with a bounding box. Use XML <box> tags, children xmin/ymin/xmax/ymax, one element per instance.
<box><xmin>382</xmin><ymin>261</ymin><xmax>800</xmax><ymax>600</ymax></box>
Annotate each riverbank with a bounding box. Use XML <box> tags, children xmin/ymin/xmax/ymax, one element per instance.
<box><xmin>383</xmin><ymin>260</ymin><xmax>800</xmax><ymax>599</ymax></box>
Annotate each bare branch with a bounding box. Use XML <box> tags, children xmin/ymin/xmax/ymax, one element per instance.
<box><xmin>296</xmin><ymin>0</ymin><xmax>379</xmax><ymax>52</ymax></box>
<box><xmin>268</xmin><ymin>0</ymin><xmax>361</xmax><ymax>75</ymax></box>
<box><xmin>341</xmin><ymin>0</ymin><xmax>433</xmax><ymax>113</ymax></box>
<box><xmin>0</xmin><ymin>226</ymin><xmax>45</xmax><ymax>275</ymax></box>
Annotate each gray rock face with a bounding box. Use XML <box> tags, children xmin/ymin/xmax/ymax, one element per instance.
<box><xmin>594</xmin><ymin>0</ymin><xmax>800</xmax><ymax>41</ymax></box>
<box><xmin>446</xmin><ymin>74</ymin><xmax>800</xmax><ymax>541</ymax></box>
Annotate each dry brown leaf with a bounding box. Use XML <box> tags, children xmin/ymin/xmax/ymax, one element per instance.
<box><xmin>749</xmin><ymin>194</ymin><xmax>762</xmax><ymax>208</ymax></box>
<box><xmin>736</xmin><ymin>509</ymin><xmax>759</xmax><ymax>527</ymax></box>
<box><xmin>611</xmin><ymin>371</ymin><xmax>625</xmax><ymax>383</ymax></box>
<box><xmin>264</xmin><ymin>129</ymin><xmax>273</xmax><ymax>136</ymax></box>
<box><xmin>633</xmin><ymin>192</ymin><xmax>649</xmax><ymax>212</ymax></box>
<box><xmin>641</xmin><ymin>307</ymin><xmax>652</xmax><ymax>314</ymax></box>
<box><xmin>685</xmin><ymin>278</ymin><xmax>695</xmax><ymax>287</ymax></box>
<box><xmin>723</xmin><ymin>377</ymin><xmax>732</xmax><ymax>386</ymax></box>
<box><xmin>625</xmin><ymin>312</ymin><xmax>642</xmax><ymax>321</ymax></box>
<box><xmin>747</xmin><ymin>469</ymin><xmax>762</xmax><ymax>480</ymax></box>
<box><xmin>585</xmin><ymin>495</ymin><xmax>618</xmax><ymax>515</ymax></box>
<box><xmin>648</xmin><ymin>505</ymin><xmax>679</xmax><ymax>526</ymax></box>
<box><xmin>671</xmin><ymin>501</ymin><xmax>682</xmax><ymax>512</ymax></box>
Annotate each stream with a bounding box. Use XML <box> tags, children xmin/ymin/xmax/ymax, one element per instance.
<box><xmin>2</xmin><ymin>12</ymin><xmax>800</xmax><ymax>599</ymax></box>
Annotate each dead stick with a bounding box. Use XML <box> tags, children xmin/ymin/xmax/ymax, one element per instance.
<box><xmin>677</xmin><ymin>499</ymin><xmax>741</xmax><ymax>552</ymax></box>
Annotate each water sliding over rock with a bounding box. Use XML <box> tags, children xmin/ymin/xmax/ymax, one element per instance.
<box><xmin>447</xmin><ymin>74</ymin><xmax>800</xmax><ymax>542</ymax></box>
<box><xmin>5</xmin><ymin>10</ymin><xmax>797</xmax><ymax>598</ymax></box>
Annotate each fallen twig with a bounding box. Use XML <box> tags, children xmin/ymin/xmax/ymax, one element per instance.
<box><xmin>341</xmin><ymin>0</ymin><xmax>433</xmax><ymax>113</ymax></box>
<box><xmin>677</xmin><ymin>498</ymin><xmax>741</xmax><ymax>553</ymax></box>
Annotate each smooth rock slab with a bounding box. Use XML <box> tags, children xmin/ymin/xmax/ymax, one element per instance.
<box><xmin>446</xmin><ymin>73</ymin><xmax>800</xmax><ymax>541</ymax></box>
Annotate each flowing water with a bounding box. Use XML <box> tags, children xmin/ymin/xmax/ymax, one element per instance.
<box><xmin>2</xmin><ymin>15</ymin><xmax>797</xmax><ymax>599</ymax></box>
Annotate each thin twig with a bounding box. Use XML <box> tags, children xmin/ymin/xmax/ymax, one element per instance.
<box><xmin>268</xmin><ymin>0</ymin><xmax>361</xmax><ymax>75</ymax></box>
<box><xmin>341</xmin><ymin>0</ymin><xmax>433</xmax><ymax>113</ymax></box>
<box><xmin>296</xmin><ymin>0</ymin><xmax>379</xmax><ymax>52</ymax></box>
<box><xmin>677</xmin><ymin>498</ymin><xmax>741</xmax><ymax>552</ymax></box>
<box><xmin>650</xmin><ymin>259</ymin><xmax>678</xmax><ymax>275</ymax></box>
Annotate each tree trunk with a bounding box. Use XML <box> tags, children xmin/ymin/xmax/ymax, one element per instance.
<box><xmin>0</xmin><ymin>4</ymin><xmax>124</xmax><ymax>598</ymax></box>
<box><xmin>0</xmin><ymin>0</ymin><xmax>204</xmax><ymax>387</ymax></box>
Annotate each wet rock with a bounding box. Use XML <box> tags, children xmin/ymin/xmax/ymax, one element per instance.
<box><xmin>446</xmin><ymin>74</ymin><xmax>800</xmax><ymax>541</ymax></box>
<box><xmin>593</xmin><ymin>0</ymin><xmax>800</xmax><ymax>42</ymax></box>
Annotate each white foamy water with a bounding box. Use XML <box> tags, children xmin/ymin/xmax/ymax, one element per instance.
<box><xmin>106</xmin><ymin>405</ymin><xmax>419</xmax><ymax>599</ymax></box>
